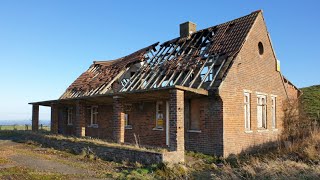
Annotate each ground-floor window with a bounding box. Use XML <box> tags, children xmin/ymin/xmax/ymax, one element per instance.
<box><xmin>271</xmin><ymin>96</ymin><xmax>277</xmax><ymax>129</ymax></box>
<box><xmin>90</xmin><ymin>106</ymin><xmax>98</xmax><ymax>127</ymax></box>
<box><xmin>257</xmin><ymin>94</ymin><xmax>267</xmax><ymax>129</ymax></box>
<box><xmin>244</xmin><ymin>92</ymin><xmax>251</xmax><ymax>130</ymax></box>
<box><xmin>67</xmin><ymin>107</ymin><xmax>73</xmax><ymax>125</ymax></box>
<box><xmin>189</xmin><ymin>99</ymin><xmax>200</xmax><ymax>130</ymax></box>
<box><xmin>155</xmin><ymin>101</ymin><xmax>164</xmax><ymax>129</ymax></box>
<box><xmin>124</xmin><ymin>113</ymin><xmax>132</xmax><ymax>129</ymax></box>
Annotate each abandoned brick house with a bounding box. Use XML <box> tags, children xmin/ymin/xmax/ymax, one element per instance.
<box><xmin>30</xmin><ymin>10</ymin><xmax>299</xmax><ymax>157</ymax></box>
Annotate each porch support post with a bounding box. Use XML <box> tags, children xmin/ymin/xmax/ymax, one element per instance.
<box><xmin>32</xmin><ymin>104</ymin><xmax>39</xmax><ymax>131</ymax></box>
<box><xmin>75</xmin><ymin>100</ymin><xmax>86</xmax><ymax>137</ymax></box>
<box><xmin>50</xmin><ymin>103</ymin><xmax>59</xmax><ymax>133</ymax></box>
<box><xmin>113</xmin><ymin>96</ymin><xmax>125</xmax><ymax>143</ymax></box>
<box><xmin>169</xmin><ymin>89</ymin><xmax>185</xmax><ymax>152</ymax></box>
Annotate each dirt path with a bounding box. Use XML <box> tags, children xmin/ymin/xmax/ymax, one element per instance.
<box><xmin>9</xmin><ymin>154</ymin><xmax>90</xmax><ymax>175</ymax></box>
<box><xmin>0</xmin><ymin>139</ymin><xmax>100</xmax><ymax>179</ymax></box>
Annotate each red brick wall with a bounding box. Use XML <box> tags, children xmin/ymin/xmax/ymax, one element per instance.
<box><xmin>185</xmin><ymin>95</ymin><xmax>223</xmax><ymax>155</ymax></box>
<box><xmin>285</xmin><ymin>81</ymin><xmax>300</xmax><ymax>100</ymax></box>
<box><xmin>124</xmin><ymin>101</ymin><xmax>167</xmax><ymax>147</ymax></box>
<box><xmin>85</xmin><ymin>105</ymin><xmax>114</xmax><ymax>140</ymax></box>
<box><xmin>57</xmin><ymin>101</ymin><xmax>167</xmax><ymax>148</ymax></box>
<box><xmin>219</xmin><ymin>12</ymin><xmax>298</xmax><ymax>156</ymax></box>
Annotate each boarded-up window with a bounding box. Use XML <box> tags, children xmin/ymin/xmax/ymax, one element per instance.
<box><xmin>189</xmin><ymin>99</ymin><xmax>200</xmax><ymax>130</ymax></box>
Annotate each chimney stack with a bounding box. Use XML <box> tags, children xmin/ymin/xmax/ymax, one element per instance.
<box><xmin>180</xmin><ymin>21</ymin><xmax>196</xmax><ymax>37</ymax></box>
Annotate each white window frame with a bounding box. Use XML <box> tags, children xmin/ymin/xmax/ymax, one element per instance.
<box><xmin>67</xmin><ymin>107</ymin><xmax>73</xmax><ymax>125</ymax></box>
<box><xmin>90</xmin><ymin>106</ymin><xmax>98</xmax><ymax>128</ymax></box>
<box><xmin>257</xmin><ymin>94</ymin><xmax>267</xmax><ymax>129</ymax></box>
<box><xmin>124</xmin><ymin>113</ymin><xmax>132</xmax><ymax>129</ymax></box>
<box><xmin>271</xmin><ymin>96</ymin><xmax>277</xmax><ymax>129</ymax></box>
<box><xmin>244</xmin><ymin>92</ymin><xmax>251</xmax><ymax>131</ymax></box>
<box><xmin>154</xmin><ymin>101</ymin><xmax>164</xmax><ymax>130</ymax></box>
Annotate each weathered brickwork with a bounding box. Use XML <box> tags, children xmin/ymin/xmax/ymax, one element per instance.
<box><xmin>50</xmin><ymin>103</ymin><xmax>59</xmax><ymax>133</ymax></box>
<box><xmin>185</xmin><ymin>95</ymin><xmax>223</xmax><ymax>155</ymax></box>
<box><xmin>285</xmin><ymin>81</ymin><xmax>300</xmax><ymax>100</ymax></box>
<box><xmin>57</xmin><ymin>101</ymin><xmax>167</xmax><ymax>147</ymax></box>
<box><xmin>124</xmin><ymin>101</ymin><xmax>167</xmax><ymax>147</ymax></box>
<box><xmin>169</xmin><ymin>89</ymin><xmax>185</xmax><ymax>153</ymax></box>
<box><xmin>32</xmin><ymin>104</ymin><xmax>39</xmax><ymax>131</ymax></box>
<box><xmin>219</xmin><ymin>13</ymin><xmax>290</xmax><ymax>156</ymax></box>
<box><xmin>75</xmin><ymin>101</ymin><xmax>86</xmax><ymax>137</ymax></box>
<box><xmin>113</xmin><ymin>96</ymin><xmax>125</xmax><ymax>143</ymax></box>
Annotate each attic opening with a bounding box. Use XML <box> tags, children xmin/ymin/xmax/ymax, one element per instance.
<box><xmin>258</xmin><ymin>42</ymin><xmax>264</xmax><ymax>55</ymax></box>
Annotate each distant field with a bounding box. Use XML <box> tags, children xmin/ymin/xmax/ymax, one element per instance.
<box><xmin>0</xmin><ymin>125</ymin><xmax>50</xmax><ymax>131</ymax></box>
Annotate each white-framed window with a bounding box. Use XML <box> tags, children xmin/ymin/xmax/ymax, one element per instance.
<box><xmin>124</xmin><ymin>113</ymin><xmax>132</xmax><ymax>129</ymax></box>
<box><xmin>90</xmin><ymin>106</ymin><xmax>98</xmax><ymax>127</ymax></box>
<box><xmin>257</xmin><ymin>94</ymin><xmax>267</xmax><ymax>129</ymax></box>
<box><xmin>271</xmin><ymin>96</ymin><xmax>276</xmax><ymax>129</ymax></box>
<box><xmin>155</xmin><ymin>101</ymin><xmax>164</xmax><ymax>129</ymax></box>
<box><xmin>67</xmin><ymin>107</ymin><xmax>73</xmax><ymax>125</ymax></box>
<box><xmin>244</xmin><ymin>92</ymin><xmax>251</xmax><ymax>130</ymax></box>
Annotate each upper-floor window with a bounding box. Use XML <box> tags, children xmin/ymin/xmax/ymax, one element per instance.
<box><xmin>244</xmin><ymin>92</ymin><xmax>251</xmax><ymax>130</ymax></box>
<box><xmin>257</xmin><ymin>94</ymin><xmax>267</xmax><ymax>129</ymax></box>
<box><xmin>67</xmin><ymin>107</ymin><xmax>73</xmax><ymax>125</ymax></box>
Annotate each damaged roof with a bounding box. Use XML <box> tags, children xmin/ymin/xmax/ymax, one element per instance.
<box><xmin>60</xmin><ymin>10</ymin><xmax>261</xmax><ymax>99</ymax></box>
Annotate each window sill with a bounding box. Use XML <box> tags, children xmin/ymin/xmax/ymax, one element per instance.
<box><xmin>187</xmin><ymin>130</ymin><xmax>202</xmax><ymax>133</ymax></box>
<box><xmin>272</xmin><ymin>128</ymin><xmax>278</xmax><ymax>132</ymax></box>
<box><xmin>152</xmin><ymin>127</ymin><xmax>164</xmax><ymax>131</ymax></box>
<box><xmin>257</xmin><ymin>129</ymin><xmax>269</xmax><ymax>133</ymax></box>
<box><xmin>125</xmin><ymin>125</ymin><xmax>132</xmax><ymax>130</ymax></box>
<box><xmin>88</xmin><ymin>124</ymin><xmax>99</xmax><ymax>128</ymax></box>
<box><xmin>67</xmin><ymin>124</ymin><xmax>73</xmax><ymax>126</ymax></box>
<box><xmin>245</xmin><ymin>130</ymin><xmax>253</xmax><ymax>133</ymax></box>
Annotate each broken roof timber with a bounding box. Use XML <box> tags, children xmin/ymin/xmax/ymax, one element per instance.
<box><xmin>54</xmin><ymin>11</ymin><xmax>260</xmax><ymax>100</ymax></box>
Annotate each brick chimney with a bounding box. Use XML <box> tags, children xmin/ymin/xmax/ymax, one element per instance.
<box><xmin>180</xmin><ymin>21</ymin><xmax>196</xmax><ymax>37</ymax></box>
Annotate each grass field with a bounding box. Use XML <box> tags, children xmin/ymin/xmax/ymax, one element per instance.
<box><xmin>0</xmin><ymin>130</ymin><xmax>319</xmax><ymax>179</ymax></box>
<box><xmin>0</xmin><ymin>125</ymin><xmax>50</xmax><ymax>131</ymax></box>
<box><xmin>301</xmin><ymin>84</ymin><xmax>320</xmax><ymax>121</ymax></box>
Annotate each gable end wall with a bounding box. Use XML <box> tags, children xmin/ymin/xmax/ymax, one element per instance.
<box><xmin>219</xmin><ymin>13</ymin><xmax>296</xmax><ymax>156</ymax></box>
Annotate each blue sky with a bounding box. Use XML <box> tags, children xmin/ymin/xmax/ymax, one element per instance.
<box><xmin>0</xmin><ymin>0</ymin><xmax>319</xmax><ymax>121</ymax></box>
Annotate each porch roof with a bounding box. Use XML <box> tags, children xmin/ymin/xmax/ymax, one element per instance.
<box><xmin>29</xmin><ymin>85</ymin><xmax>208</xmax><ymax>106</ymax></box>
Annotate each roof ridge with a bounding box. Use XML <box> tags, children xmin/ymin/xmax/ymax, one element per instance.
<box><xmin>197</xmin><ymin>9</ymin><xmax>262</xmax><ymax>34</ymax></box>
<box><xmin>93</xmin><ymin>42</ymin><xmax>159</xmax><ymax>65</ymax></box>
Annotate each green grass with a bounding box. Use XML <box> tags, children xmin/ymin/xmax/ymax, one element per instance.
<box><xmin>300</xmin><ymin>84</ymin><xmax>320</xmax><ymax>121</ymax></box>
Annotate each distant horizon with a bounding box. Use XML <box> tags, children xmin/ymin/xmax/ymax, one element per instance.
<box><xmin>0</xmin><ymin>119</ymin><xmax>50</xmax><ymax>126</ymax></box>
